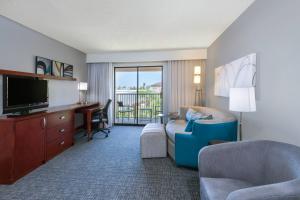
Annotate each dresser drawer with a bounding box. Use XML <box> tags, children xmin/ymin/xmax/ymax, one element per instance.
<box><xmin>46</xmin><ymin>136</ymin><xmax>65</xmax><ymax>161</ymax></box>
<box><xmin>64</xmin><ymin>131</ymin><xmax>74</xmax><ymax>147</ymax></box>
<box><xmin>47</xmin><ymin>124</ymin><xmax>73</xmax><ymax>143</ymax></box>
<box><xmin>47</xmin><ymin>111</ymin><xmax>73</xmax><ymax>128</ymax></box>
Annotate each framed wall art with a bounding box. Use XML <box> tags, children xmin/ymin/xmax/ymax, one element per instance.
<box><xmin>35</xmin><ymin>56</ymin><xmax>52</xmax><ymax>75</ymax></box>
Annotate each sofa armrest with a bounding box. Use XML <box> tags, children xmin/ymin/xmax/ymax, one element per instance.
<box><xmin>199</xmin><ymin>140</ymin><xmax>268</xmax><ymax>184</ymax></box>
<box><xmin>227</xmin><ymin>179</ymin><xmax>300</xmax><ymax>200</ymax></box>
<box><xmin>175</xmin><ymin>120</ymin><xmax>237</xmax><ymax>168</ymax></box>
<box><xmin>175</xmin><ymin>133</ymin><xmax>205</xmax><ymax>168</ymax></box>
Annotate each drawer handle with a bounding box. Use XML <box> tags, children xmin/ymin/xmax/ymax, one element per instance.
<box><xmin>59</xmin><ymin>129</ymin><xmax>65</xmax><ymax>133</ymax></box>
<box><xmin>59</xmin><ymin>116</ymin><xmax>65</xmax><ymax>120</ymax></box>
<box><xmin>60</xmin><ymin>141</ymin><xmax>65</xmax><ymax>146</ymax></box>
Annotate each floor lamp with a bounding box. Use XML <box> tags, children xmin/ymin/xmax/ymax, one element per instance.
<box><xmin>194</xmin><ymin>66</ymin><xmax>202</xmax><ymax>106</ymax></box>
<box><xmin>229</xmin><ymin>87</ymin><xmax>256</xmax><ymax>141</ymax></box>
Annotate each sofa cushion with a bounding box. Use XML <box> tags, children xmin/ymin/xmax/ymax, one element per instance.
<box><xmin>200</xmin><ymin>177</ymin><xmax>253</xmax><ymax>200</ymax></box>
<box><xmin>166</xmin><ymin>120</ymin><xmax>191</xmax><ymax>142</ymax></box>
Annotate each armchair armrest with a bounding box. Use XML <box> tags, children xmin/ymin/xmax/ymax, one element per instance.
<box><xmin>227</xmin><ymin>179</ymin><xmax>300</xmax><ymax>200</ymax></box>
<box><xmin>199</xmin><ymin>141</ymin><xmax>267</xmax><ymax>184</ymax></box>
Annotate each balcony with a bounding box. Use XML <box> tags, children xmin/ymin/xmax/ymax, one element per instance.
<box><xmin>114</xmin><ymin>93</ymin><xmax>162</xmax><ymax>125</ymax></box>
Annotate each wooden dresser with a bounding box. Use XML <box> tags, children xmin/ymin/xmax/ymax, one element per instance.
<box><xmin>0</xmin><ymin>103</ymin><xmax>98</xmax><ymax>184</ymax></box>
<box><xmin>46</xmin><ymin>110</ymin><xmax>74</xmax><ymax>161</ymax></box>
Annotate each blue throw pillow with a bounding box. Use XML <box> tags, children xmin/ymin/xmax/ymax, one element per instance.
<box><xmin>184</xmin><ymin>119</ymin><xmax>195</xmax><ymax>132</ymax></box>
<box><xmin>184</xmin><ymin>115</ymin><xmax>214</xmax><ymax>132</ymax></box>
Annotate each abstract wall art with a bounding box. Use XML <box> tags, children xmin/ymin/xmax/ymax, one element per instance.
<box><xmin>214</xmin><ymin>53</ymin><xmax>256</xmax><ymax>97</ymax></box>
<box><xmin>36</xmin><ymin>56</ymin><xmax>52</xmax><ymax>75</ymax></box>
<box><xmin>52</xmin><ymin>61</ymin><xmax>64</xmax><ymax>77</ymax></box>
<box><xmin>63</xmin><ymin>64</ymin><xmax>73</xmax><ymax>78</ymax></box>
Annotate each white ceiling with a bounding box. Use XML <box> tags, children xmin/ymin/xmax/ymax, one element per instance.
<box><xmin>0</xmin><ymin>0</ymin><xmax>255</xmax><ymax>53</ymax></box>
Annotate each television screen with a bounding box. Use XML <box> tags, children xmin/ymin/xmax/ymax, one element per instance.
<box><xmin>3</xmin><ymin>76</ymin><xmax>49</xmax><ymax>114</ymax></box>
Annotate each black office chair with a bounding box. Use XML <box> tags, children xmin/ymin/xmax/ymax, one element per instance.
<box><xmin>91</xmin><ymin>99</ymin><xmax>112</xmax><ymax>138</ymax></box>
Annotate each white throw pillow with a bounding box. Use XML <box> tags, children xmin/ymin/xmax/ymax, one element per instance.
<box><xmin>186</xmin><ymin>108</ymin><xmax>203</xmax><ymax>121</ymax></box>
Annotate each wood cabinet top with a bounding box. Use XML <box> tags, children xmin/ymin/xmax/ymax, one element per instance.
<box><xmin>0</xmin><ymin>102</ymin><xmax>99</xmax><ymax>121</ymax></box>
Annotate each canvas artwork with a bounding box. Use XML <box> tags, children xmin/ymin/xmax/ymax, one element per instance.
<box><xmin>52</xmin><ymin>61</ymin><xmax>64</xmax><ymax>77</ymax></box>
<box><xmin>214</xmin><ymin>53</ymin><xmax>256</xmax><ymax>97</ymax></box>
<box><xmin>63</xmin><ymin>64</ymin><xmax>73</xmax><ymax>78</ymax></box>
<box><xmin>36</xmin><ymin>56</ymin><xmax>52</xmax><ymax>75</ymax></box>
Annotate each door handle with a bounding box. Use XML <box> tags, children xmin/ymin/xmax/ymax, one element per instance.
<box><xmin>44</xmin><ymin>117</ymin><xmax>47</xmax><ymax>128</ymax></box>
<box><xmin>41</xmin><ymin>117</ymin><xmax>46</xmax><ymax>129</ymax></box>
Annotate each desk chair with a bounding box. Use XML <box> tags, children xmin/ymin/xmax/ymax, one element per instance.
<box><xmin>91</xmin><ymin>99</ymin><xmax>112</xmax><ymax>138</ymax></box>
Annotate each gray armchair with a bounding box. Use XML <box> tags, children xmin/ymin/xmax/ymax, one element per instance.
<box><xmin>198</xmin><ymin>140</ymin><xmax>300</xmax><ymax>200</ymax></box>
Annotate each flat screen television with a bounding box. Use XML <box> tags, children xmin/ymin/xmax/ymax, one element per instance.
<box><xmin>3</xmin><ymin>75</ymin><xmax>49</xmax><ymax>114</ymax></box>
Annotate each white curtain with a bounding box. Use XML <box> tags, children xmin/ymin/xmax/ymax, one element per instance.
<box><xmin>87</xmin><ymin>63</ymin><xmax>113</xmax><ymax>126</ymax></box>
<box><xmin>166</xmin><ymin>60</ymin><xmax>206</xmax><ymax>113</ymax></box>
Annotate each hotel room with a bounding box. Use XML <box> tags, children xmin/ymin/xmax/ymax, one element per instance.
<box><xmin>0</xmin><ymin>0</ymin><xmax>299</xmax><ymax>199</ymax></box>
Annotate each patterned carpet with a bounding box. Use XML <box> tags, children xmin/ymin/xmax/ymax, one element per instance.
<box><xmin>0</xmin><ymin>126</ymin><xmax>200</xmax><ymax>200</ymax></box>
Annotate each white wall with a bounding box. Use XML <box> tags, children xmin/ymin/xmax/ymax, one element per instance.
<box><xmin>0</xmin><ymin>16</ymin><xmax>87</xmax><ymax>114</ymax></box>
<box><xmin>87</xmin><ymin>49</ymin><xmax>207</xmax><ymax>63</ymax></box>
<box><xmin>206</xmin><ymin>0</ymin><xmax>300</xmax><ymax>146</ymax></box>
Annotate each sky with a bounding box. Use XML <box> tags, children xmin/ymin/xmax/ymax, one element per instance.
<box><xmin>116</xmin><ymin>71</ymin><xmax>162</xmax><ymax>88</ymax></box>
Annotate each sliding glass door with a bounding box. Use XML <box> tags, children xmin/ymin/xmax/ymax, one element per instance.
<box><xmin>114</xmin><ymin>66</ymin><xmax>163</xmax><ymax>125</ymax></box>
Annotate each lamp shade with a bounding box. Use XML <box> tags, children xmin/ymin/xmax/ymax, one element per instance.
<box><xmin>194</xmin><ymin>66</ymin><xmax>201</xmax><ymax>75</ymax></box>
<box><xmin>193</xmin><ymin>75</ymin><xmax>201</xmax><ymax>84</ymax></box>
<box><xmin>229</xmin><ymin>87</ymin><xmax>256</xmax><ymax>112</ymax></box>
<box><xmin>78</xmin><ymin>82</ymin><xmax>88</xmax><ymax>91</ymax></box>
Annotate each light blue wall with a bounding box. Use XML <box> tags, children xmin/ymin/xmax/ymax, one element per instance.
<box><xmin>206</xmin><ymin>0</ymin><xmax>300</xmax><ymax>146</ymax></box>
<box><xmin>0</xmin><ymin>16</ymin><xmax>87</xmax><ymax>113</ymax></box>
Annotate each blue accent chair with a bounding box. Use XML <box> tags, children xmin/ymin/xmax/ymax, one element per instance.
<box><xmin>166</xmin><ymin>106</ymin><xmax>237</xmax><ymax>168</ymax></box>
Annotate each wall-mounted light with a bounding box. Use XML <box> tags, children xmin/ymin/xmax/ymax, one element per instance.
<box><xmin>193</xmin><ymin>75</ymin><xmax>201</xmax><ymax>84</ymax></box>
<box><xmin>194</xmin><ymin>66</ymin><xmax>201</xmax><ymax>75</ymax></box>
<box><xmin>193</xmin><ymin>66</ymin><xmax>202</xmax><ymax>106</ymax></box>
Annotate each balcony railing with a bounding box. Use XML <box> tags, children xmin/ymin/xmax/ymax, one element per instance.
<box><xmin>115</xmin><ymin>93</ymin><xmax>162</xmax><ymax>124</ymax></box>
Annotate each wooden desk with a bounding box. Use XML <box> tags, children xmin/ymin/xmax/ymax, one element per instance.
<box><xmin>76</xmin><ymin>105</ymin><xmax>102</xmax><ymax>141</ymax></box>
